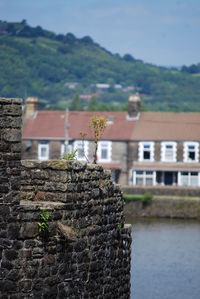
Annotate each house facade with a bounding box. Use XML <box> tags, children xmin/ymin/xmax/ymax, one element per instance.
<box><xmin>22</xmin><ymin>97</ymin><xmax>135</xmax><ymax>185</ymax></box>
<box><xmin>128</xmin><ymin>112</ymin><xmax>200</xmax><ymax>187</ymax></box>
<box><xmin>22</xmin><ymin>97</ymin><xmax>67</xmax><ymax>161</ymax></box>
<box><xmin>22</xmin><ymin>96</ymin><xmax>200</xmax><ymax>188</ymax></box>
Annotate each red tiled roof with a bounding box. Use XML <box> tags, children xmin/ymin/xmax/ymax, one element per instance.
<box><xmin>68</xmin><ymin>111</ymin><xmax>134</xmax><ymax>140</ymax></box>
<box><xmin>22</xmin><ymin>110</ymin><xmax>134</xmax><ymax>141</ymax></box>
<box><xmin>23</xmin><ymin>111</ymin><xmax>66</xmax><ymax>139</ymax></box>
<box><xmin>132</xmin><ymin>112</ymin><xmax>200</xmax><ymax>141</ymax></box>
<box><xmin>22</xmin><ymin>110</ymin><xmax>200</xmax><ymax>142</ymax></box>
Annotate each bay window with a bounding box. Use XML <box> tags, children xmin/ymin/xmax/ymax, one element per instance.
<box><xmin>132</xmin><ymin>170</ymin><xmax>156</xmax><ymax>186</ymax></box>
<box><xmin>178</xmin><ymin>171</ymin><xmax>199</xmax><ymax>187</ymax></box>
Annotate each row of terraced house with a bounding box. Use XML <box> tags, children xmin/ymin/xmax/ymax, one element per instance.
<box><xmin>22</xmin><ymin>95</ymin><xmax>200</xmax><ymax>188</ymax></box>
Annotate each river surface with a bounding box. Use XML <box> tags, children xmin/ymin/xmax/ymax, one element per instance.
<box><xmin>125</xmin><ymin>216</ymin><xmax>200</xmax><ymax>299</ymax></box>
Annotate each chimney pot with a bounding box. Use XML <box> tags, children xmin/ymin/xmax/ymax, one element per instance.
<box><xmin>25</xmin><ymin>97</ymin><xmax>38</xmax><ymax>118</ymax></box>
<box><xmin>128</xmin><ymin>93</ymin><xmax>141</xmax><ymax>118</ymax></box>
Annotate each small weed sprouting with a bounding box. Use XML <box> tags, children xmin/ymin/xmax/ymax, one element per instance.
<box><xmin>117</xmin><ymin>223</ymin><xmax>121</xmax><ymax>233</ymax></box>
<box><xmin>38</xmin><ymin>209</ymin><xmax>51</xmax><ymax>236</ymax></box>
<box><xmin>62</xmin><ymin>116</ymin><xmax>107</xmax><ymax>164</ymax></box>
<box><xmin>89</xmin><ymin>116</ymin><xmax>107</xmax><ymax>164</ymax></box>
<box><xmin>62</xmin><ymin>149</ymin><xmax>77</xmax><ymax>160</ymax></box>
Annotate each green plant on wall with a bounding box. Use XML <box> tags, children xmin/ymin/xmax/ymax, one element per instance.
<box><xmin>117</xmin><ymin>223</ymin><xmax>121</xmax><ymax>233</ymax></box>
<box><xmin>38</xmin><ymin>208</ymin><xmax>51</xmax><ymax>235</ymax></box>
<box><xmin>89</xmin><ymin>115</ymin><xmax>107</xmax><ymax>164</ymax></box>
<box><xmin>62</xmin><ymin>116</ymin><xmax>107</xmax><ymax>164</ymax></box>
<box><xmin>62</xmin><ymin>149</ymin><xmax>77</xmax><ymax>160</ymax></box>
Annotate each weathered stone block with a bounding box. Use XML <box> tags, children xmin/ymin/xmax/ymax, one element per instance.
<box><xmin>19</xmin><ymin>222</ymin><xmax>38</xmax><ymax>239</ymax></box>
<box><xmin>4</xmin><ymin>249</ymin><xmax>18</xmax><ymax>261</ymax></box>
<box><xmin>0</xmin><ymin>141</ymin><xmax>10</xmax><ymax>151</ymax></box>
<box><xmin>7</xmin><ymin>269</ymin><xmax>20</xmax><ymax>281</ymax></box>
<box><xmin>19</xmin><ymin>279</ymin><xmax>32</xmax><ymax>292</ymax></box>
<box><xmin>1</xmin><ymin>258</ymin><xmax>13</xmax><ymax>270</ymax></box>
<box><xmin>11</xmin><ymin>142</ymin><xmax>22</xmax><ymax>153</ymax></box>
<box><xmin>0</xmin><ymin>279</ymin><xmax>17</xmax><ymax>292</ymax></box>
<box><xmin>21</xmin><ymin>160</ymin><xmax>39</xmax><ymax>169</ymax></box>
<box><xmin>43</xmin><ymin>181</ymin><xmax>67</xmax><ymax>192</ymax></box>
<box><xmin>0</xmin><ymin>116</ymin><xmax>21</xmax><ymax>128</ymax></box>
<box><xmin>2</xmin><ymin>129</ymin><xmax>21</xmax><ymax>142</ymax></box>
<box><xmin>46</xmin><ymin>170</ymin><xmax>67</xmax><ymax>183</ymax></box>
<box><xmin>7</xmin><ymin>223</ymin><xmax>20</xmax><ymax>239</ymax></box>
<box><xmin>41</xmin><ymin>160</ymin><xmax>73</xmax><ymax>170</ymax></box>
<box><xmin>3</xmin><ymin>103</ymin><xmax>22</xmax><ymax>116</ymax></box>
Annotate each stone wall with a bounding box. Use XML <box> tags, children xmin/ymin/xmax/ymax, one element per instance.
<box><xmin>0</xmin><ymin>98</ymin><xmax>22</xmax><ymax>204</ymax></box>
<box><xmin>0</xmin><ymin>98</ymin><xmax>131</xmax><ymax>299</ymax></box>
<box><xmin>22</xmin><ymin>139</ymin><xmax>129</xmax><ymax>185</ymax></box>
<box><xmin>0</xmin><ymin>98</ymin><xmax>22</xmax><ymax>297</ymax></box>
<box><xmin>124</xmin><ymin>197</ymin><xmax>200</xmax><ymax>219</ymax></box>
<box><xmin>19</xmin><ymin>160</ymin><xmax>131</xmax><ymax>298</ymax></box>
<box><xmin>122</xmin><ymin>185</ymin><xmax>200</xmax><ymax>196</ymax></box>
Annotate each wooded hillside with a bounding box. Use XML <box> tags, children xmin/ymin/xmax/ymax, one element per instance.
<box><xmin>0</xmin><ymin>20</ymin><xmax>200</xmax><ymax>111</ymax></box>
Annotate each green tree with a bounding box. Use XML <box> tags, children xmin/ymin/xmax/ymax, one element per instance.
<box><xmin>69</xmin><ymin>94</ymin><xmax>82</xmax><ymax>111</ymax></box>
<box><xmin>88</xmin><ymin>96</ymin><xmax>97</xmax><ymax>111</ymax></box>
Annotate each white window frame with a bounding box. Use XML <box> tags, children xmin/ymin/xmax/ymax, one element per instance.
<box><xmin>38</xmin><ymin>142</ymin><xmax>49</xmax><ymax>161</ymax></box>
<box><xmin>183</xmin><ymin>142</ymin><xmax>199</xmax><ymax>163</ymax></box>
<box><xmin>138</xmin><ymin>142</ymin><xmax>155</xmax><ymax>162</ymax></box>
<box><xmin>97</xmin><ymin>141</ymin><xmax>112</xmax><ymax>162</ymax></box>
<box><xmin>73</xmin><ymin>140</ymin><xmax>89</xmax><ymax>161</ymax></box>
<box><xmin>132</xmin><ymin>170</ymin><xmax>156</xmax><ymax>186</ymax></box>
<box><xmin>161</xmin><ymin>142</ymin><xmax>177</xmax><ymax>162</ymax></box>
<box><xmin>178</xmin><ymin>171</ymin><xmax>200</xmax><ymax>187</ymax></box>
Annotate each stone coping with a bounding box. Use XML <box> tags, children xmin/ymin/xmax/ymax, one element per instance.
<box><xmin>0</xmin><ymin>98</ymin><xmax>22</xmax><ymax>104</ymax></box>
<box><xmin>21</xmin><ymin>159</ymin><xmax>111</xmax><ymax>172</ymax></box>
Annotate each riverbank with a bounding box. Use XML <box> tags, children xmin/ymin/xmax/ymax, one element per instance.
<box><xmin>124</xmin><ymin>196</ymin><xmax>200</xmax><ymax>219</ymax></box>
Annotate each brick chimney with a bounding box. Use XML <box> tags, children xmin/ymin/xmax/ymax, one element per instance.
<box><xmin>25</xmin><ymin>97</ymin><xmax>38</xmax><ymax>118</ymax></box>
<box><xmin>128</xmin><ymin>93</ymin><xmax>141</xmax><ymax>119</ymax></box>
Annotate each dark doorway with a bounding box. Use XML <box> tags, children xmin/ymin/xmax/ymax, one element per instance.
<box><xmin>164</xmin><ymin>172</ymin><xmax>173</xmax><ymax>185</ymax></box>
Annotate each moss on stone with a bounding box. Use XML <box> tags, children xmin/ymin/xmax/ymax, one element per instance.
<box><xmin>42</xmin><ymin>160</ymin><xmax>73</xmax><ymax>170</ymax></box>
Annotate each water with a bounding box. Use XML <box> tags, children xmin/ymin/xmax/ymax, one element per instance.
<box><xmin>125</xmin><ymin>217</ymin><xmax>200</xmax><ymax>299</ymax></box>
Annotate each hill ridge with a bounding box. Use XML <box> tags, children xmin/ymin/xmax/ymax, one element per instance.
<box><xmin>0</xmin><ymin>20</ymin><xmax>200</xmax><ymax>111</ymax></box>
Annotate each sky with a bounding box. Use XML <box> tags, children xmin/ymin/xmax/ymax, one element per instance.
<box><xmin>0</xmin><ymin>0</ymin><xmax>200</xmax><ymax>66</ymax></box>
